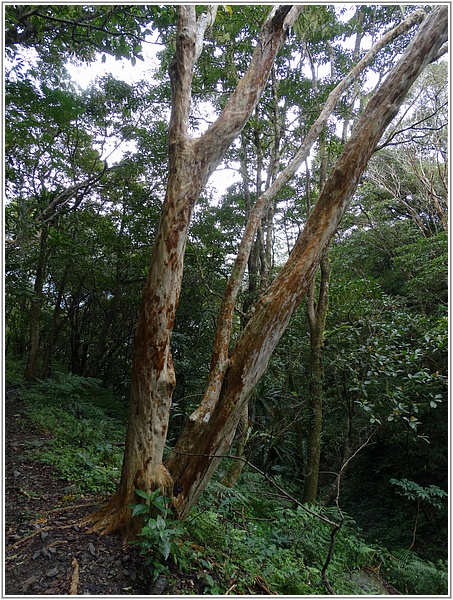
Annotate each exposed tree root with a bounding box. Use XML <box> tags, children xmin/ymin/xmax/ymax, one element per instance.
<box><xmin>82</xmin><ymin>492</ymin><xmax>134</xmax><ymax>541</ymax></box>
<box><xmin>7</xmin><ymin>523</ymin><xmax>78</xmax><ymax>551</ymax></box>
<box><xmin>84</xmin><ymin>463</ymin><xmax>174</xmax><ymax>541</ymax></box>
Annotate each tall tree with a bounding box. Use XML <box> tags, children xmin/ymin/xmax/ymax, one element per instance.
<box><xmin>85</xmin><ymin>5</ymin><xmax>447</xmax><ymax>537</ymax></box>
<box><xmin>302</xmin><ymin>141</ymin><xmax>331</xmax><ymax>505</ymax></box>
<box><xmin>88</xmin><ymin>5</ymin><xmax>304</xmax><ymax>537</ymax></box>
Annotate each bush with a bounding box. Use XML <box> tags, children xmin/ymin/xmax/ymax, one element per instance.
<box><xmin>129</xmin><ymin>489</ymin><xmax>199</xmax><ymax>582</ymax></box>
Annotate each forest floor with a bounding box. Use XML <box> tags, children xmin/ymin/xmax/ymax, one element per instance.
<box><xmin>4</xmin><ymin>385</ymin><xmax>402</xmax><ymax>596</ymax></box>
<box><xmin>4</xmin><ymin>386</ymin><xmax>152</xmax><ymax>595</ymax></box>
<box><xmin>3</xmin><ymin>387</ymin><xmax>280</xmax><ymax>595</ymax></box>
<box><xmin>4</xmin><ymin>387</ymin><xmax>212</xmax><ymax>596</ymax></box>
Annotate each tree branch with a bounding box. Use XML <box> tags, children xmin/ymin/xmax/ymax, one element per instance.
<box><xmin>170</xmin><ymin>449</ymin><xmax>340</xmax><ymax>528</ymax></box>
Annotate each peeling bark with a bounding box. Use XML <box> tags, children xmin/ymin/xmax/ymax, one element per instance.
<box><xmin>167</xmin><ymin>6</ymin><xmax>448</xmax><ymax>520</ymax></box>
<box><xmin>177</xmin><ymin>7</ymin><xmax>432</xmax><ymax>439</ymax></box>
<box><xmin>88</xmin><ymin>5</ymin><xmax>448</xmax><ymax>532</ymax></box>
<box><xmin>87</xmin><ymin>4</ymin><xmax>303</xmax><ymax>538</ymax></box>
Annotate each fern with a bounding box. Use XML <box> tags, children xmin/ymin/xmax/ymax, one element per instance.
<box><xmin>386</xmin><ymin>549</ymin><xmax>448</xmax><ymax>595</ymax></box>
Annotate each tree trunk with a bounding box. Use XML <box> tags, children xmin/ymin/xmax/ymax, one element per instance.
<box><xmin>24</xmin><ymin>227</ymin><xmax>48</xmax><ymax>380</ymax></box>
<box><xmin>221</xmin><ymin>402</ymin><xmax>249</xmax><ymax>488</ymax></box>
<box><xmin>87</xmin><ymin>5</ymin><xmax>447</xmax><ymax>533</ymax></box>
<box><xmin>87</xmin><ymin>5</ymin><xmax>302</xmax><ymax>538</ymax></box>
<box><xmin>301</xmin><ymin>69</ymin><xmax>331</xmax><ymax>507</ymax></box>
<box><xmin>166</xmin><ymin>6</ymin><xmax>448</xmax><ymax>520</ymax></box>
<box><xmin>303</xmin><ymin>251</ymin><xmax>331</xmax><ymax>505</ymax></box>
<box><xmin>40</xmin><ymin>263</ymin><xmax>70</xmax><ymax>379</ymax></box>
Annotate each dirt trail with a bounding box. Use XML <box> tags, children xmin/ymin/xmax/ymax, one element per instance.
<box><xmin>4</xmin><ymin>387</ymin><xmax>153</xmax><ymax>595</ymax></box>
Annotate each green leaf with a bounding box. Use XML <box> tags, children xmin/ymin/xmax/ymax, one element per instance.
<box><xmin>161</xmin><ymin>539</ymin><xmax>171</xmax><ymax>560</ymax></box>
<box><xmin>155</xmin><ymin>514</ymin><xmax>165</xmax><ymax>529</ymax></box>
<box><xmin>131</xmin><ymin>503</ymin><xmax>150</xmax><ymax>517</ymax></box>
<box><xmin>135</xmin><ymin>488</ymin><xmax>151</xmax><ymax>500</ymax></box>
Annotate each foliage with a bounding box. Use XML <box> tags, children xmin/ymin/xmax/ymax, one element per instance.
<box><xmin>17</xmin><ymin>368</ymin><xmax>127</xmax><ymax>494</ymax></box>
<box><xmin>384</xmin><ymin>550</ymin><xmax>448</xmax><ymax>595</ymax></box>
<box><xmin>129</xmin><ymin>489</ymin><xmax>199</xmax><ymax>582</ymax></box>
<box><xmin>183</xmin><ymin>470</ymin><xmax>447</xmax><ymax>595</ymax></box>
<box><xmin>7</xmin><ymin>357</ymin><xmax>447</xmax><ymax>595</ymax></box>
<box><xmin>5</xmin><ymin>5</ymin><xmax>172</xmax><ymax>65</ymax></box>
<box><xmin>5</xmin><ymin>3</ymin><xmax>448</xmax><ymax>589</ymax></box>
<box><xmin>390</xmin><ymin>478</ymin><xmax>447</xmax><ymax>510</ymax></box>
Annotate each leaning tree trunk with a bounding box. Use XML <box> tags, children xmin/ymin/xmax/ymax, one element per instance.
<box><xmin>87</xmin><ymin>6</ymin><xmax>447</xmax><ymax>534</ymax></box>
<box><xmin>87</xmin><ymin>4</ymin><xmax>303</xmax><ymax>539</ymax></box>
<box><xmin>166</xmin><ymin>6</ymin><xmax>449</xmax><ymax>520</ymax></box>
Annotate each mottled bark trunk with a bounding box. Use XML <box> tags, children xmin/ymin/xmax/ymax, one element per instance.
<box><xmin>167</xmin><ymin>6</ymin><xmax>448</xmax><ymax>520</ymax></box>
<box><xmin>87</xmin><ymin>4</ymin><xmax>302</xmax><ymax>538</ymax></box>
<box><xmin>168</xmin><ymin>8</ymin><xmax>429</xmax><ymax>479</ymax></box>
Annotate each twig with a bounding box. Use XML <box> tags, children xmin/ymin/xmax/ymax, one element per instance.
<box><xmin>69</xmin><ymin>558</ymin><xmax>80</xmax><ymax>595</ymax></box>
<box><xmin>171</xmin><ymin>449</ymin><xmax>339</xmax><ymax>528</ymax></box>
<box><xmin>19</xmin><ymin>488</ymin><xmax>40</xmax><ymax>500</ymax></box>
<box><xmin>254</xmin><ymin>575</ymin><xmax>276</xmax><ymax>595</ymax></box>
<box><xmin>225</xmin><ymin>583</ymin><xmax>236</xmax><ymax>595</ymax></box>
<box><xmin>7</xmin><ymin>521</ymin><xmax>86</xmax><ymax>551</ymax></box>
<box><xmin>408</xmin><ymin>498</ymin><xmax>420</xmax><ymax>551</ymax></box>
<box><xmin>171</xmin><ymin>449</ymin><xmax>350</xmax><ymax>594</ymax></box>
<box><xmin>319</xmin><ymin>431</ymin><xmax>377</xmax><ymax>594</ymax></box>
<box><xmin>321</xmin><ymin>520</ymin><xmax>342</xmax><ymax>594</ymax></box>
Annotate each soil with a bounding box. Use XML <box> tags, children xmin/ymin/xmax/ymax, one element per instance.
<box><xmin>3</xmin><ymin>387</ymin><xmax>205</xmax><ymax>596</ymax></box>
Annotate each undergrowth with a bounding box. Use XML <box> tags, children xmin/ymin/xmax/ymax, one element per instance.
<box><xmin>182</xmin><ymin>474</ymin><xmax>448</xmax><ymax>595</ymax></box>
<box><xmin>15</xmin><ymin>368</ymin><xmax>127</xmax><ymax>494</ymax></box>
<box><xmin>6</xmin><ymin>361</ymin><xmax>448</xmax><ymax>595</ymax></box>
<box><xmin>183</xmin><ymin>476</ymin><xmax>380</xmax><ymax>595</ymax></box>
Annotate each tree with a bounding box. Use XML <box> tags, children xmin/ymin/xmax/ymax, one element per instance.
<box><xmin>4</xmin><ymin>5</ymin><xmax>160</xmax><ymax>64</ymax></box>
<box><xmin>302</xmin><ymin>141</ymin><xmax>331</xmax><ymax>505</ymax></box>
<box><xmin>5</xmin><ymin>67</ymin><xmax>106</xmax><ymax>379</ymax></box>
<box><xmin>84</xmin><ymin>5</ymin><xmax>447</xmax><ymax>538</ymax></box>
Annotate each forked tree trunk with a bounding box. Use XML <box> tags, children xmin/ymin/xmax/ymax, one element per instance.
<box><xmin>88</xmin><ymin>6</ymin><xmax>447</xmax><ymax>534</ymax></box>
<box><xmin>87</xmin><ymin>4</ymin><xmax>302</xmax><ymax>538</ymax></box>
<box><xmin>166</xmin><ymin>6</ymin><xmax>448</xmax><ymax>520</ymax></box>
